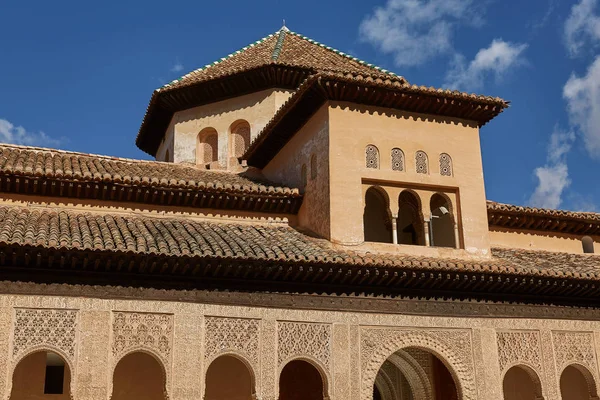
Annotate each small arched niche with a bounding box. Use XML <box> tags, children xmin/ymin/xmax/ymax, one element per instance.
<box><xmin>503</xmin><ymin>365</ymin><xmax>544</xmax><ymax>400</ymax></box>
<box><xmin>582</xmin><ymin>236</ymin><xmax>595</xmax><ymax>254</ymax></box>
<box><xmin>205</xmin><ymin>355</ymin><xmax>256</xmax><ymax>400</ymax></box>
<box><xmin>10</xmin><ymin>350</ymin><xmax>71</xmax><ymax>400</ymax></box>
<box><xmin>430</xmin><ymin>193</ymin><xmax>456</xmax><ymax>248</ymax></box>
<box><xmin>363</xmin><ymin>186</ymin><xmax>392</xmax><ymax>243</ymax></box>
<box><xmin>560</xmin><ymin>364</ymin><xmax>598</xmax><ymax>400</ymax></box>
<box><xmin>230</xmin><ymin>120</ymin><xmax>251</xmax><ymax>159</ymax></box>
<box><xmin>366</xmin><ymin>144</ymin><xmax>380</xmax><ymax>169</ymax></box>
<box><xmin>111</xmin><ymin>352</ymin><xmax>167</xmax><ymax>400</ymax></box>
<box><xmin>397</xmin><ymin>190</ymin><xmax>425</xmax><ymax>246</ymax></box>
<box><xmin>279</xmin><ymin>359</ymin><xmax>328</xmax><ymax>400</ymax></box>
<box><xmin>197</xmin><ymin>127</ymin><xmax>219</xmax><ymax>166</ymax></box>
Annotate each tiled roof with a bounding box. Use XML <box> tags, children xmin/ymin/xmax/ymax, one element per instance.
<box><xmin>1</xmin><ymin>204</ymin><xmax>600</xmax><ymax>301</ymax></box>
<box><xmin>0</xmin><ymin>144</ymin><xmax>302</xmax><ymax>213</ymax></box>
<box><xmin>487</xmin><ymin>201</ymin><xmax>600</xmax><ymax>235</ymax></box>
<box><xmin>159</xmin><ymin>27</ymin><xmax>405</xmax><ymax>92</ymax></box>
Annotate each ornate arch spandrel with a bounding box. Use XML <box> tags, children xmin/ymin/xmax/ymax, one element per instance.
<box><xmin>109</xmin><ymin>311</ymin><xmax>173</xmax><ymax>400</ymax></box>
<box><xmin>553</xmin><ymin>331</ymin><xmax>600</xmax><ymax>399</ymax></box>
<box><xmin>360</xmin><ymin>327</ymin><xmax>475</xmax><ymax>400</ymax></box>
<box><xmin>7</xmin><ymin>308</ymin><xmax>78</xmax><ymax>400</ymax></box>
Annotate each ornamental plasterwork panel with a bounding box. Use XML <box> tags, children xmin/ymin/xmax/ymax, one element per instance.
<box><xmin>204</xmin><ymin>316</ymin><xmax>260</xmax><ymax>369</ymax></box>
<box><xmin>553</xmin><ymin>331</ymin><xmax>599</xmax><ymax>380</ymax></box>
<box><xmin>12</xmin><ymin>308</ymin><xmax>78</xmax><ymax>362</ymax></box>
<box><xmin>278</xmin><ymin>321</ymin><xmax>331</xmax><ymax>370</ymax></box>
<box><xmin>112</xmin><ymin>311</ymin><xmax>173</xmax><ymax>362</ymax></box>
<box><xmin>496</xmin><ymin>330</ymin><xmax>542</xmax><ymax>373</ymax></box>
<box><xmin>360</xmin><ymin>327</ymin><xmax>475</xmax><ymax>400</ymax></box>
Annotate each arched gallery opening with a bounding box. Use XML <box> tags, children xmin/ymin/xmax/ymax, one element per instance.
<box><xmin>111</xmin><ymin>352</ymin><xmax>166</xmax><ymax>400</ymax></box>
<box><xmin>429</xmin><ymin>193</ymin><xmax>456</xmax><ymax>248</ymax></box>
<box><xmin>10</xmin><ymin>350</ymin><xmax>71</xmax><ymax>400</ymax></box>
<box><xmin>397</xmin><ymin>190</ymin><xmax>424</xmax><ymax>246</ymax></box>
<box><xmin>373</xmin><ymin>347</ymin><xmax>458</xmax><ymax>400</ymax></box>
<box><xmin>279</xmin><ymin>359</ymin><xmax>327</xmax><ymax>400</ymax></box>
<box><xmin>560</xmin><ymin>364</ymin><xmax>598</xmax><ymax>400</ymax></box>
<box><xmin>502</xmin><ymin>365</ymin><xmax>543</xmax><ymax>400</ymax></box>
<box><xmin>205</xmin><ymin>355</ymin><xmax>255</xmax><ymax>400</ymax></box>
<box><xmin>363</xmin><ymin>186</ymin><xmax>392</xmax><ymax>243</ymax></box>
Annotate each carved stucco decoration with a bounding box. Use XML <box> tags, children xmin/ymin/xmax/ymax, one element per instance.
<box><xmin>9</xmin><ymin>308</ymin><xmax>78</xmax><ymax>400</ymax></box>
<box><xmin>204</xmin><ymin>316</ymin><xmax>260</xmax><ymax>373</ymax></box>
<box><xmin>553</xmin><ymin>331</ymin><xmax>600</xmax><ymax>398</ymax></box>
<box><xmin>497</xmin><ymin>330</ymin><xmax>542</xmax><ymax>373</ymax></box>
<box><xmin>360</xmin><ymin>327</ymin><xmax>475</xmax><ymax>400</ymax></box>
<box><xmin>278</xmin><ymin>321</ymin><xmax>331</xmax><ymax>370</ymax></box>
<box><xmin>110</xmin><ymin>312</ymin><xmax>174</xmax><ymax>399</ymax></box>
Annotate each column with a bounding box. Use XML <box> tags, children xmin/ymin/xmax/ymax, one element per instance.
<box><xmin>74</xmin><ymin>310</ymin><xmax>111</xmax><ymax>400</ymax></box>
<box><xmin>391</xmin><ymin>218</ymin><xmax>398</xmax><ymax>245</ymax></box>
<box><xmin>474</xmin><ymin>328</ymin><xmax>503</xmax><ymax>400</ymax></box>
<box><xmin>332</xmin><ymin>324</ymin><xmax>351</xmax><ymax>400</ymax></box>
<box><xmin>454</xmin><ymin>223</ymin><xmax>460</xmax><ymax>249</ymax></box>
<box><xmin>349</xmin><ymin>324</ymin><xmax>360</xmax><ymax>400</ymax></box>
<box><xmin>171</xmin><ymin>310</ymin><xmax>203</xmax><ymax>399</ymax></box>
<box><xmin>260</xmin><ymin>319</ymin><xmax>278</xmax><ymax>400</ymax></box>
<box><xmin>424</xmin><ymin>220</ymin><xmax>431</xmax><ymax>246</ymax></box>
<box><xmin>0</xmin><ymin>307</ymin><xmax>11</xmax><ymax>399</ymax></box>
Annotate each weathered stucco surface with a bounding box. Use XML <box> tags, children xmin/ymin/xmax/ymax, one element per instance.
<box><xmin>490</xmin><ymin>228</ymin><xmax>600</xmax><ymax>254</ymax></box>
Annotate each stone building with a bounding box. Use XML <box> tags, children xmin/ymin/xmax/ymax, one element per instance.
<box><xmin>0</xmin><ymin>26</ymin><xmax>599</xmax><ymax>400</ymax></box>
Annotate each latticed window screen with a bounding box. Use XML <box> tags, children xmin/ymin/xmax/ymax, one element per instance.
<box><xmin>365</xmin><ymin>145</ymin><xmax>379</xmax><ymax>169</ymax></box>
<box><xmin>391</xmin><ymin>148</ymin><xmax>404</xmax><ymax>171</ymax></box>
<box><xmin>199</xmin><ymin>133</ymin><xmax>218</xmax><ymax>164</ymax></box>
<box><xmin>415</xmin><ymin>151</ymin><xmax>428</xmax><ymax>174</ymax></box>
<box><xmin>232</xmin><ymin>124</ymin><xmax>251</xmax><ymax>158</ymax></box>
<box><xmin>310</xmin><ymin>154</ymin><xmax>317</xmax><ymax>180</ymax></box>
<box><xmin>440</xmin><ymin>153</ymin><xmax>452</xmax><ymax>176</ymax></box>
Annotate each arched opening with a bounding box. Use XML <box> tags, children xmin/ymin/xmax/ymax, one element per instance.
<box><xmin>373</xmin><ymin>347</ymin><xmax>459</xmax><ymax>400</ymax></box>
<box><xmin>205</xmin><ymin>355</ymin><xmax>255</xmax><ymax>400</ymax></box>
<box><xmin>391</xmin><ymin>148</ymin><xmax>404</xmax><ymax>171</ymax></box>
<box><xmin>230</xmin><ymin>120</ymin><xmax>251</xmax><ymax>159</ymax></box>
<box><xmin>415</xmin><ymin>151</ymin><xmax>429</xmax><ymax>174</ymax></box>
<box><xmin>430</xmin><ymin>193</ymin><xmax>456</xmax><ymax>248</ymax></box>
<box><xmin>10</xmin><ymin>350</ymin><xmax>71</xmax><ymax>400</ymax></box>
<box><xmin>366</xmin><ymin>144</ymin><xmax>380</xmax><ymax>169</ymax></box>
<box><xmin>440</xmin><ymin>153</ymin><xmax>453</xmax><ymax>176</ymax></box>
<box><xmin>582</xmin><ymin>236</ymin><xmax>595</xmax><ymax>254</ymax></box>
<box><xmin>397</xmin><ymin>190</ymin><xmax>425</xmax><ymax>246</ymax></box>
<box><xmin>197</xmin><ymin>128</ymin><xmax>219</xmax><ymax>166</ymax></box>
<box><xmin>279</xmin><ymin>359</ymin><xmax>327</xmax><ymax>400</ymax></box>
<box><xmin>111</xmin><ymin>352</ymin><xmax>166</xmax><ymax>400</ymax></box>
<box><xmin>503</xmin><ymin>365</ymin><xmax>543</xmax><ymax>400</ymax></box>
<box><xmin>560</xmin><ymin>364</ymin><xmax>598</xmax><ymax>400</ymax></box>
<box><xmin>364</xmin><ymin>186</ymin><xmax>392</xmax><ymax>243</ymax></box>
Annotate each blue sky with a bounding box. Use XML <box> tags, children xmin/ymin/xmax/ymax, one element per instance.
<box><xmin>0</xmin><ymin>0</ymin><xmax>599</xmax><ymax>211</ymax></box>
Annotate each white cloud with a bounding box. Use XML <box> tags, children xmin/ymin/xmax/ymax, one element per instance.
<box><xmin>0</xmin><ymin>119</ymin><xmax>62</xmax><ymax>148</ymax></box>
<box><xmin>563</xmin><ymin>55</ymin><xmax>600</xmax><ymax>158</ymax></box>
<box><xmin>564</xmin><ymin>0</ymin><xmax>600</xmax><ymax>56</ymax></box>
<box><xmin>529</xmin><ymin>127</ymin><xmax>575</xmax><ymax>209</ymax></box>
<box><xmin>170</xmin><ymin>63</ymin><xmax>184</xmax><ymax>73</ymax></box>
<box><xmin>359</xmin><ymin>0</ymin><xmax>484</xmax><ymax>67</ymax></box>
<box><xmin>444</xmin><ymin>39</ymin><xmax>528</xmax><ymax>90</ymax></box>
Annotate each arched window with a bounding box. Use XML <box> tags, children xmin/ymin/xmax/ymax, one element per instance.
<box><xmin>279</xmin><ymin>360</ymin><xmax>327</xmax><ymax>400</ymax></box>
<box><xmin>430</xmin><ymin>193</ymin><xmax>456</xmax><ymax>248</ymax></box>
<box><xmin>391</xmin><ymin>148</ymin><xmax>404</xmax><ymax>171</ymax></box>
<box><xmin>503</xmin><ymin>365</ymin><xmax>543</xmax><ymax>400</ymax></box>
<box><xmin>440</xmin><ymin>153</ymin><xmax>453</xmax><ymax>176</ymax></box>
<box><xmin>582</xmin><ymin>236</ymin><xmax>595</xmax><ymax>254</ymax></box>
<box><xmin>397</xmin><ymin>190</ymin><xmax>425</xmax><ymax>246</ymax></box>
<box><xmin>415</xmin><ymin>151</ymin><xmax>428</xmax><ymax>174</ymax></box>
<box><xmin>560</xmin><ymin>364</ymin><xmax>598</xmax><ymax>400</ymax></box>
<box><xmin>10</xmin><ymin>351</ymin><xmax>71</xmax><ymax>399</ymax></box>
<box><xmin>366</xmin><ymin>145</ymin><xmax>380</xmax><ymax>169</ymax></box>
<box><xmin>111</xmin><ymin>352</ymin><xmax>166</xmax><ymax>400</ymax></box>
<box><xmin>205</xmin><ymin>355</ymin><xmax>255</xmax><ymax>400</ymax></box>
<box><xmin>363</xmin><ymin>186</ymin><xmax>392</xmax><ymax>243</ymax></box>
<box><xmin>197</xmin><ymin>128</ymin><xmax>219</xmax><ymax>166</ymax></box>
<box><xmin>301</xmin><ymin>164</ymin><xmax>307</xmax><ymax>189</ymax></box>
<box><xmin>230</xmin><ymin>121</ymin><xmax>251</xmax><ymax>159</ymax></box>
<box><xmin>310</xmin><ymin>154</ymin><xmax>317</xmax><ymax>180</ymax></box>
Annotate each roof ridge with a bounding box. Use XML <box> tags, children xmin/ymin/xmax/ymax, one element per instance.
<box><xmin>271</xmin><ymin>27</ymin><xmax>287</xmax><ymax>61</ymax></box>
<box><xmin>284</xmin><ymin>29</ymin><xmax>404</xmax><ymax>81</ymax></box>
<box><xmin>159</xmin><ymin>30</ymin><xmax>279</xmax><ymax>91</ymax></box>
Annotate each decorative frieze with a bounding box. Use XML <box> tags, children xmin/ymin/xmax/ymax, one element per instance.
<box><xmin>496</xmin><ymin>330</ymin><xmax>542</xmax><ymax>373</ymax></box>
<box><xmin>278</xmin><ymin>321</ymin><xmax>331</xmax><ymax>370</ymax></box>
<box><xmin>112</xmin><ymin>311</ymin><xmax>173</xmax><ymax>362</ymax></box>
<box><xmin>204</xmin><ymin>316</ymin><xmax>260</xmax><ymax>368</ymax></box>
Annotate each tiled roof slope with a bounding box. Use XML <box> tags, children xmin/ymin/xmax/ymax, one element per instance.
<box><xmin>1</xmin><ymin>204</ymin><xmax>600</xmax><ymax>300</ymax></box>
<box><xmin>160</xmin><ymin>28</ymin><xmax>404</xmax><ymax>92</ymax></box>
<box><xmin>488</xmin><ymin>201</ymin><xmax>600</xmax><ymax>235</ymax></box>
<box><xmin>0</xmin><ymin>144</ymin><xmax>302</xmax><ymax>213</ymax></box>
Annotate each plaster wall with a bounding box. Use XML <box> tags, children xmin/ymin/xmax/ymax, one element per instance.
<box><xmin>3</xmin><ymin>287</ymin><xmax>600</xmax><ymax>400</ymax></box>
<box><xmin>489</xmin><ymin>228</ymin><xmax>600</xmax><ymax>254</ymax></box>
<box><xmin>167</xmin><ymin>89</ymin><xmax>293</xmax><ymax>167</ymax></box>
<box><xmin>262</xmin><ymin>105</ymin><xmax>331</xmax><ymax>239</ymax></box>
<box><xmin>327</xmin><ymin>102</ymin><xmax>490</xmax><ymax>256</ymax></box>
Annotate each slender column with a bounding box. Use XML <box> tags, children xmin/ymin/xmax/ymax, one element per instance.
<box><xmin>424</xmin><ymin>220</ymin><xmax>431</xmax><ymax>246</ymax></box>
<box><xmin>391</xmin><ymin>217</ymin><xmax>398</xmax><ymax>245</ymax></box>
<box><xmin>454</xmin><ymin>223</ymin><xmax>460</xmax><ymax>249</ymax></box>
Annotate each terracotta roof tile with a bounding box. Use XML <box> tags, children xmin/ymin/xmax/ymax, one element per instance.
<box><xmin>0</xmin><ymin>144</ymin><xmax>302</xmax><ymax>213</ymax></box>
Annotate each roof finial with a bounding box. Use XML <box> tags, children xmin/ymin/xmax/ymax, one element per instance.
<box><xmin>280</xmin><ymin>19</ymin><xmax>289</xmax><ymax>32</ymax></box>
